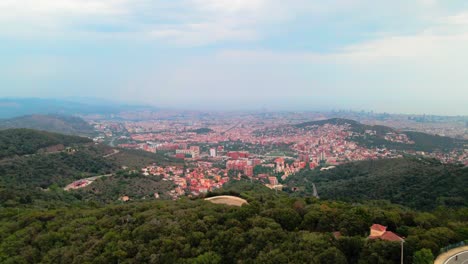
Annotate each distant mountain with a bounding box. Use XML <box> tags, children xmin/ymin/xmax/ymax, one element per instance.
<box><xmin>295</xmin><ymin>118</ymin><xmax>466</xmax><ymax>152</ymax></box>
<box><xmin>0</xmin><ymin>98</ymin><xmax>157</xmax><ymax>119</ymax></box>
<box><xmin>0</xmin><ymin>114</ymin><xmax>96</xmax><ymax>136</ymax></box>
<box><xmin>286</xmin><ymin>157</ymin><xmax>468</xmax><ymax>210</ymax></box>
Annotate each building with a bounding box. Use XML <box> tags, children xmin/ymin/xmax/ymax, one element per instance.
<box><xmin>210</xmin><ymin>148</ymin><xmax>217</xmax><ymax>157</ymax></box>
<box><xmin>190</xmin><ymin>146</ymin><xmax>200</xmax><ymax>159</ymax></box>
<box><xmin>252</xmin><ymin>158</ymin><xmax>262</xmax><ymax>166</ymax></box>
<box><xmin>119</xmin><ymin>196</ymin><xmax>130</xmax><ymax>202</ymax></box>
<box><xmin>268</xmin><ymin>176</ymin><xmax>279</xmax><ymax>185</ymax></box>
<box><xmin>368</xmin><ymin>224</ymin><xmax>404</xmax><ymax>242</ymax></box>
<box><xmin>275</xmin><ymin>157</ymin><xmax>285</xmax><ymax>172</ymax></box>
<box><xmin>244</xmin><ymin>165</ymin><xmax>254</xmax><ymax>177</ymax></box>
<box><xmin>227</xmin><ymin>151</ymin><xmax>249</xmax><ymax>160</ymax></box>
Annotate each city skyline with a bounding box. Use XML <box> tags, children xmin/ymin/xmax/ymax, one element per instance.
<box><xmin>1</xmin><ymin>1</ymin><xmax>468</xmax><ymax>115</ymax></box>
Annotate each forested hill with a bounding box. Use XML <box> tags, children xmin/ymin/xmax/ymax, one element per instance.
<box><xmin>0</xmin><ymin>182</ymin><xmax>466</xmax><ymax>263</ymax></box>
<box><xmin>295</xmin><ymin>118</ymin><xmax>466</xmax><ymax>152</ymax></box>
<box><xmin>0</xmin><ymin>129</ymin><xmax>91</xmax><ymax>159</ymax></box>
<box><xmin>285</xmin><ymin>157</ymin><xmax>468</xmax><ymax>210</ymax></box>
<box><xmin>0</xmin><ymin>114</ymin><xmax>95</xmax><ymax>136</ymax></box>
<box><xmin>294</xmin><ymin>118</ymin><xmax>394</xmax><ymax>135</ymax></box>
<box><xmin>0</xmin><ymin>129</ymin><xmax>183</xmax><ymax>206</ymax></box>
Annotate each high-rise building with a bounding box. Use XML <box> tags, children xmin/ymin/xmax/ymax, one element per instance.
<box><xmin>190</xmin><ymin>146</ymin><xmax>200</xmax><ymax>159</ymax></box>
<box><xmin>210</xmin><ymin>148</ymin><xmax>217</xmax><ymax>157</ymax></box>
<box><xmin>244</xmin><ymin>165</ymin><xmax>253</xmax><ymax>177</ymax></box>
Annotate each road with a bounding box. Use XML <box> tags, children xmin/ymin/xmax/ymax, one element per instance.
<box><xmin>109</xmin><ymin>136</ymin><xmax>118</xmax><ymax>147</ymax></box>
<box><xmin>63</xmin><ymin>147</ymin><xmax>119</xmax><ymax>191</ymax></box>
<box><xmin>435</xmin><ymin>246</ymin><xmax>468</xmax><ymax>264</ymax></box>
<box><xmin>223</xmin><ymin>121</ymin><xmax>242</xmax><ymax>133</ymax></box>
<box><xmin>64</xmin><ymin>174</ymin><xmax>113</xmax><ymax>190</ymax></box>
<box><xmin>103</xmin><ymin>149</ymin><xmax>120</xmax><ymax>158</ymax></box>
<box><xmin>444</xmin><ymin>251</ymin><xmax>468</xmax><ymax>264</ymax></box>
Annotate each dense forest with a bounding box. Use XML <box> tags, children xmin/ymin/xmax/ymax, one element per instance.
<box><xmin>75</xmin><ymin>172</ymin><xmax>176</xmax><ymax>202</ymax></box>
<box><xmin>0</xmin><ymin>182</ymin><xmax>467</xmax><ymax>263</ymax></box>
<box><xmin>0</xmin><ymin>129</ymin><xmax>92</xmax><ymax>159</ymax></box>
<box><xmin>0</xmin><ymin>133</ymin><xmax>181</xmax><ymax>207</ymax></box>
<box><xmin>285</xmin><ymin>157</ymin><xmax>468</xmax><ymax>210</ymax></box>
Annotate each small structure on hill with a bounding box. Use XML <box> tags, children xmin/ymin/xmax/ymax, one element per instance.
<box><xmin>119</xmin><ymin>196</ymin><xmax>130</xmax><ymax>202</ymax></box>
<box><xmin>204</xmin><ymin>195</ymin><xmax>248</xmax><ymax>207</ymax></box>
<box><xmin>368</xmin><ymin>224</ymin><xmax>405</xmax><ymax>264</ymax></box>
<box><xmin>368</xmin><ymin>224</ymin><xmax>404</xmax><ymax>242</ymax></box>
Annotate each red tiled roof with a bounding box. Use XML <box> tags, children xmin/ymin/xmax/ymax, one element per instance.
<box><xmin>380</xmin><ymin>231</ymin><xmax>404</xmax><ymax>242</ymax></box>
<box><xmin>275</xmin><ymin>157</ymin><xmax>284</xmax><ymax>163</ymax></box>
<box><xmin>333</xmin><ymin>231</ymin><xmax>342</xmax><ymax>239</ymax></box>
<box><xmin>370</xmin><ymin>224</ymin><xmax>387</xmax><ymax>232</ymax></box>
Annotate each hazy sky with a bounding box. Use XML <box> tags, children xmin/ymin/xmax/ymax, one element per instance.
<box><xmin>1</xmin><ymin>0</ymin><xmax>468</xmax><ymax>115</ymax></box>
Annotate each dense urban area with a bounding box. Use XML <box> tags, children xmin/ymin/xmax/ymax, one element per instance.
<box><xmin>73</xmin><ymin>111</ymin><xmax>467</xmax><ymax>200</ymax></box>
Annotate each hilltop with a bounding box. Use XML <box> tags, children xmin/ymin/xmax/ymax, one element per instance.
<box><xmin>295</xmin><ymin>118</ymin><xmax>394</xmax><ymax>135</ymax></box>
<box><xmin>0</xmin><ymin>114</ymin><xmax>95</xmax><ymax>137</ymax></box>
<box><xmin>0</xmin><ymin>129</ymin><xmax>182</xmax><ymax>207</ymax></box>
<box><xmin>285</xmin><ymin>157</ymin><xmax>468</xmax><ymax>210</ymax></box>
<box><xmin>0</xmin><ymin>129</ymin><xmax>92</xmax><ymax>159</ymax></box>
<box><xmin>295</xmin><ymin>118</ymin><xmax>466</xmax><ymax>152</ymax></box>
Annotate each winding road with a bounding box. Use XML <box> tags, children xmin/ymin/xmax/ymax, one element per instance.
<box><xmin>443</xmin><ymin>251</ymin><xmax>468</xmax><ymax>264</ymax></box>
<box><xmin>435</xmin><ymin>246</ymin><xmax>468</xmax><ymax>264</ymax></box>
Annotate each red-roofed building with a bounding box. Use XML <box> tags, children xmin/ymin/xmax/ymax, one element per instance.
<box><xmin>268</xmin><ymin>177</ymin><xmax>278</xmax><ymax>185</ymax></box>
<box><xmin>332</xmin><ymin>231</ymin><xmax>342</xmax><ymax>239</ymax></box>
<box><xmin>368</xmin><ymin>224</ymin><xmax>404</xmax><ymax>242</ymax></box>
<box><xmin>380</xmin><ymin>231</ymin><xmax>405</xmax><ymax>242</ymax></box>
<box><xmin>370</xmin><ymin>224</ymin><xmax>387</xmax><ymax>236</ymax></box>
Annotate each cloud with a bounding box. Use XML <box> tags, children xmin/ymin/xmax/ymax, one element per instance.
<box><xmin>0</xmin><ymin>0</ymin><xmax>457</xmax><ymax>44</ymax></box>
<box><xmin>192</xmin><ymin>0</ymin><xmax>267</xmax><ymax>13</ymax></box>
<box><xmin>1</xmin><ymin>1</ymin><xmax>467</xmax><ymax>114</ymax></box>
<box><xmin>126</xmin><ymin>9</ymin><xmax>468</xmax><ymax>114</ymax></box>
<box><xmin>148</xmin><ymin>22</ymin><xmax>258</xmax><ymax>46</ymax></box>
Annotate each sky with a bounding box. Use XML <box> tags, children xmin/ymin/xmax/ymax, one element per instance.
<box><xmin>0</xmin><ymin>0</ymin><xmax>467</xmax><ymax>115</ymax></box>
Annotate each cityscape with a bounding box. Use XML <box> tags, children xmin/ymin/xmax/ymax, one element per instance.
<box><xmin>60</xmin><ymin>111</ymin><xmax>467</xmax><ymax>201</ymax></box>
<box><xmin>1</xmin><ymin>0</ymin><xmax>468</xmax><ymax>262</ymax></box>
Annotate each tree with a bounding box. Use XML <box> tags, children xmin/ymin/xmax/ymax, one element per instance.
<box><xmin>191</xmin><ymin>252</ymin><xmax>221</xmax><ymax>264</ymax></box>
<box><xmin>413</xmin><ymin>248</ymin><xmax>434</xmax><ymax>264</ymax></box>
<box><xmin>314</xmin><ymin>247</ymin><xmax>348</xmax><ymax>264</ymax></box>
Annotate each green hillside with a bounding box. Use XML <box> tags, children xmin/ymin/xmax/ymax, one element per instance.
<box><xmin>0</xmin><ymin>130</ymin><xmax>182</xmax><ymax>207</ymax></box>
<box><xmin>0</xmin><ymin>130</ymin><xmax>466</xmax><ymax>263</ymax></box>
<box><xmin>295</xmin><ymin>118</ymin><xmax>466</xmax><ymax>152</ymax></box>
<box><xmin>0</xmin><ymin>184</ymin><xmax>466</xmax><ymax>263</ymax></box>
<box><xmin>0</xmin><ymin>129</ymin><xmax>92</xmax><ymax>159</ymax></box>
<box><xmin>285</xmin><ymin>157</ymin><xmax>468</xmax><ymax>210</ymax></box>
<box><xmin>0</xmin><ymin>114</ymin><xmax>96</xmax><ymax>137</ymax></box>
<box><xmin>295</xmin><ymin>118</ymin><xmax>394</xmax><ymax>135</ymax></box>
<box><xmin>76</xmin><ymin>172</ymin><xmax>176</xmax><ymax>202</ymax></box>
